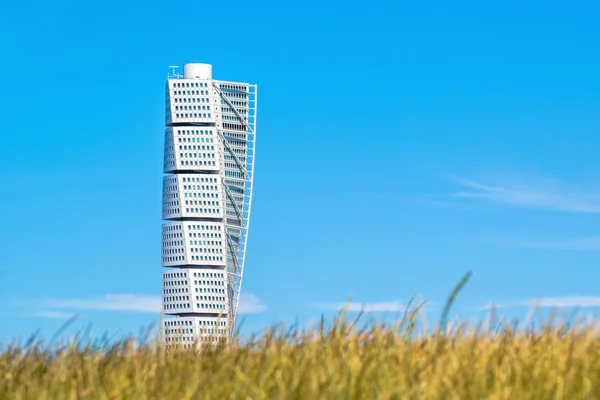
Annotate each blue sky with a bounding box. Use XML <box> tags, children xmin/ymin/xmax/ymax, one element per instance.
<box><xmin>1</xmin><ymin>0</ymin><xmax>600</xmax><ymax>342</ymax></box>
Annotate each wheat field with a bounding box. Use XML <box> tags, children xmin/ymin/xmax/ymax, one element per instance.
<box><xmin>2</xmin><ymin>272</ymin><xmax>600</xmax><ymax>399</ymax></box>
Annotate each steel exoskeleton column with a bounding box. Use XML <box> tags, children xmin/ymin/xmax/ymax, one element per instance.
<box><xmin>214</xmin><ymin>82</ymin><xmax>257</xmax><ymax>336</ymax></box>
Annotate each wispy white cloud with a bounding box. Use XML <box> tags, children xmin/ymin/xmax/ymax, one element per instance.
<box><xmin>37</xmin><ymin>293</ymin><xmax>266</xmax><ymax>314</ymax></box>
<box><xmin>446</xmin><ymin>174</ymin><xmax>600</xmax><ymax>213</ymax></box>
<box><xmin>29</xmin><ymin>311</ymin><xmax>77</xmax><ymax>319</ymax></box>
<box><xmin>43</xmin><ymin>294</ymin><xmax>161</xmax><ymax>313</ymax></box>
<box><xmin>523</xmin><ymin>296</ymin><xmax>600</xmax><ymax>308</ymax></box>
<box><xmin>316</xmin><ymin>301</ymin><xmax>406</xmax><ymax>312</ymax></box>
<box><xmin>473</xmin><ymin>302</ymin><xmax>508</xmax><ymax>311</ymax></box>
<box><xmin>484</xmin><ymin>236</ymin><xmax>600</xmax><ymax>250</ymax></box>
<box><xmin>238</xmin><ymin>293</ymin><xmax>267</xmax><ymax>314</ymax></box>
<box><xmin>477</xmin><ymin>296</ymin><xmax>600</xmax><ymax>310</ymax></box>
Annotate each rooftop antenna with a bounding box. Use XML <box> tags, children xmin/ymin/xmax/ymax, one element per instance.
<box><xmin>168</xmin><ymin>65</ymin><xmax>181</xmax><ymax>77</ymax></box>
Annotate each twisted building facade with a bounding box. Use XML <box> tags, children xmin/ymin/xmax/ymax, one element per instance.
<box><xmin>161</xmin><ymin>63</ymin><xmax>257</xmax><ymax>346</ymax></box>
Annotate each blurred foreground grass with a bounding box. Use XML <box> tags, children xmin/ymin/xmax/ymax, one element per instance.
<box><xmin>2</xmin><ymin>272</ymin><xmax>600</xmax><ymax>399</ymax></box>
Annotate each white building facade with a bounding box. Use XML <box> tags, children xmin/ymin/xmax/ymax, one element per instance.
<box><xmin>161</xmin><ymin>63</ymin><xmax>257</xmax><ymax>347</ymax></box>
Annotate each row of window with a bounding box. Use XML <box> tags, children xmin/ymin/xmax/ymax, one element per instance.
<box><xmin>184</xmin><ymin>194</ymin><xmax>218</xmax><ymax>203</ymax></box>
<box><xmin>190</xmin><ymin>255</ymin><xmax>224</xmax><ymax>262</ymax></box>
<box><xmin>225</xmin><ymin>100</ymin><xmax>248</xmax><ymax>107</ymax></box>
<box><xmin>195</xmin><ymin>271</ymin><xmax>223</xmax><ymax>278</ymax></box>
<box><xmin>188</xmin><ymin>224</ymin><xmax>221</xmax><ymax>232</ymax></box>
<box><xmin>164</xmin><ymin>280</ymin><xmax>186</xmax><ymax>288</ymax></box>
<box><xmin>163</xmin><ymin>200</ymin><xmax>219</xmax><ymax>209</ymax></box>
<box><xmin>194</xmin><ymin>280</ymin><xmax>224</xmax><ymax>287</ymax></box>
<box><xmin>173</xmin><ymin>96</ymin><xmax>210</xmax><ymax>102</ymax></box>
<box><xmin>224</xmin><ymin>139</ymin><xmax>246</xmax><ymax>148</ymax></box>
<box><xmin>183</xmin><ymin>207</ymin><xmax>220</xmax><ymax>215</ymax></box>
<box><xmin>163</xmin><ymin>287</ymin><xmax>224</xmax><ymax>295</ymax></box>
<box><xmin>163</xmin><ymin>271</ymin><xmax>224</xmax><ymax>280</ymax></box>
<box><xmin>166</xmin><ymin>294</ymin><xmax>225</xmax><ymax>302</ymax></box>
<box><xmin>226</xmin><ymin>147</ymin><xmax>247</xmax><ymax>158</ymax></box>
<box><xmin>225</xmin><ymin>170</ymin><xmax>245</xmax><ymax>179</ymax></box>
<box><xmin>165</xmin><ymin>295</ymin><xmax>189</xmax><ymax>302</ymax></box>
<box><xmin>163</xmin><ymin>202</ymin><xmax>179</xmax><ymax>210</ymax></box>
<box><xmin>164</xmin><ymin>271</ymin><xmax>186</xmax><ymax>279</ymax></box>
<box><xmin>190</xmin><ymin>247</ymin><xmax>223</xmax><ymax>254</ymax></box>
<box><xmin>189</xmin><ymin>233</ymin><xmax>222</xmax><ymax>240</ymax></box>
<box><xmin>178</xmin><ymin>137</ymin><xmax>214</xmax><ymax>143</ymax></box>
<box><xmin>164</xmin><ymin>288</ymin><xmax>187</xmax><ymax>295</ymax></box>
<box><xmin>164</xmin><ymin>303</ymin><xmax>225</xmax><ymax>310</ymax></box>
<box><xmin>222</xmin><ymin>114</ymin><xmax>243</xmax><ymax>122</ymax></box>
<box><xmin>164</xmin><ymin>187</ymin><xmax>219</xmax><ymax>195</ymax></box>
<box><xmin>176</xmin><ymin>129</ymin><xmax>213</xmax><ymax>135</ymax></box>
<box><xmin>162</xmin><ymin>255</ymin><xmax>225</xmax><ymax>263</ymax></box>
<box><xmin>163</xmin><ymin>240</ymin><xmax>183</xmax><ymax>247</ymax></box>
<box><xmin>219</xmin><ymin>92</ymin><xmax>246</xmax><ymax>100</ymax></box>
<box><xmin>174</xmin><ymin>104</ymin><xmax>210</xmax><ymax>111</ymax></box>
<box><xmin>165</xmin><ymin>319</ymin><xmax>226</xmax><ymax>327</ymax></box>
<box><xmin>162</xmin><ymin>225</ymin><xmax>222</xmax><ymax>242</ymax></box>
<box><xmin>165</xmin><ymin>337</ymin><xmax>225</xmax><ymax>346</ymax></box>
<box><xmin>185</xmin><ymin>197</ymin><xmax>219</xmax><ymax>206</ymax></box>
<box><xmin>188</xmin><ymin>238</ymin><xmax>222</xmax><ymax>246</ymax></box>
<box><xmin>222</xmin><ymin>122</ymin><xmax>246</xmax><ymax>131</ymax></box>
<box><xmin>172</xmin><ymin>82</ymin><xmax>209</xmax><ymax>88</ymax></box>
<box><xmin>183</xmin><ymin>184</ymin><xmax>218</xmax><ymax>190</ymax></box>
<box><xmin>165</xmin><ymin>186</ymin><xmax>213</xmax><ymax>197</ymax></box>
<box><xmin>174</xmin><ymin>113</ymin><xmax>212</xmax><ymax>119</ymax></box>
<box><xmin>162</xmin><ymin>284</ymin><xmax>224</xmax><ymax>294</ymax></box>
<box><xmin>163</xmin><ymin>248</ymin><xmax>183</xmax><ymax>256</ymax></box>
<box><xmin>225</xmin><ymin>179</ymin><xmax>245</xmax><ymax>190</ymax></box>
<box><xmin>186</xmin><ymin>206</ymin><xmax>217</xmax><ymax>216</ymax></box>
<box><xmin>163</xmin><ymin>255</ymin><xmax>184</xmax><ymax>262</ymax></box>
<box><xmin>165</xmin><ymin>328</ymin><xmax>225</xmax><ymax>336</ymax></box>
<box><xmin>196</xmin><ymin>295</ymin><xmax>225</xmax><ymax>301</ymax></box>
<box><xmin>163</xmin><ymin>277</ymin><xmax>224</xmax><ymax>286</ymax></box>
<box><xmin>180</xmin><ymin>160</ymin><xmax>216</xmax><ymax>167</ymax></box>
<box><xmin>219</xmin><ymin>84</ymin><xmax>247</xmax><ymax>92</ymax></box>
<box><xmin>183</xmin><ymin>176</ymin><xmax>218</xmax><ymax>183</ymax></box>
<box><xmin>180</xmin><ymin>145</ymin><xmax>215</xmax><ymax>151</ymax></box>
<box><xmin>221</xmin><ymin>106</ymin><xmax>248</xmax><ymax>114</ymax></box>
<box><xmin>223</xmin><ymin>131</ymin><xmax>247</xmax><ymax>140</ymax></box>
<box><xmin>175</xmin><ymin>89</ymin><xmax>210</xmax><ymax>96</ymax></box>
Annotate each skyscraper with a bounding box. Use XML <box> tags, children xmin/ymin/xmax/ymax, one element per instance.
<box><xmin>161</xmin><ymin>63</ymin><xmax>257</xmax><ymax>346</ymax></box>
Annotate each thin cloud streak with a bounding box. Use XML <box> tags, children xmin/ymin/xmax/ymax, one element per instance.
<box><xmin>317</xmin><ymin>301</ymin><xmax>406</xmax><ymax>312</ymax></box>
<box><xmin>28</xmin><ymin>311</ymin><xmax>77</xmax><ymax>319</ymax></box>
<box><xmin>473</xmin><ymin>302</ymin><xmax>508</xmax><ymax>311</ymax></box>
<box><xmin>477</xmin><ymin>296</ymin><xmax>600</xmax><ymax>310</ymax></box>
<box><xmin>43</xmin><ymin>294</ymin><xmax>161</xmax><ymax>313</ymax></box>
<box><xmin>38</xmin><ymin>293</ymin><xmax>266</xmax><ymax>314</ymax></box>
<box><xmin>524</xmin><ymin>296</ymin><xmax>600</xmax><ymax>308</ymax></box>
<box><xmin>447</xmin><ymin>174</ymin><xmax>600</xmax><ymax>213</ymax></box>
<box><xmin>486</xmin><ymin>236</ymin><xmax>600</xmax><ymax>250</ymax></box>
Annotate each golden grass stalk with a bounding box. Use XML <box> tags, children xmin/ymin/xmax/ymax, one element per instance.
<box><xmin>2</xmin><ymin>271</ymin><xmax>600</xmax><ymax>399</ymax></box>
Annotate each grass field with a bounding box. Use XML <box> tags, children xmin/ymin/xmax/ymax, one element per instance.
<box><xmin>2</xmin><ymin>272</ymin><xmax>600</xmax><ymax>399</ymax></box>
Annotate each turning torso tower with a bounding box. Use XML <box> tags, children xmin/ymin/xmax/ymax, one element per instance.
<box><xmin>161</xmin><ymin>63</ymin><xmax>257</xmax><ymax>346</ymax></box>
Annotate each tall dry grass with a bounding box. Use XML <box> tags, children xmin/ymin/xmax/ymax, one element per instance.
<box><xmin>2</xmin><ymin>271</ymin><xmax>600</xmax><ymax>399</ymax></box>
